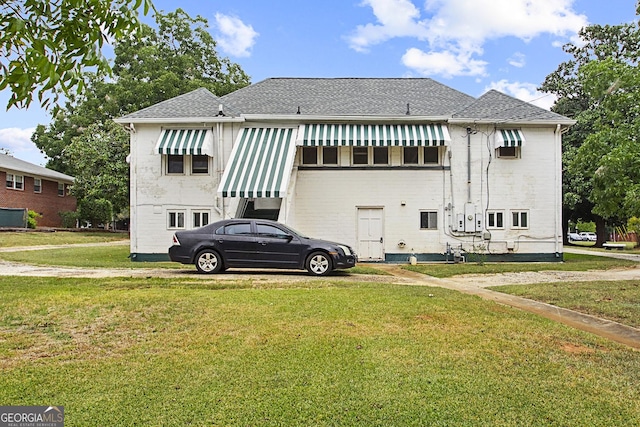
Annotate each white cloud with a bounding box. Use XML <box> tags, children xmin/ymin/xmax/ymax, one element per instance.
<box><xmin>508</xmin><ymin>52</ymin><xmax>526</xmax><ymax>68</ymax></box>
<box><xmin>348</xmin><ymin>0</ymin><xmax>588</xmax><ymax>78</ymax></box>
<box><xmin>401</xmin><ymin>48</ymin><xmax>488</xmax><ymax>78</ymax></box>
<box><xmin>486</xmin><ymin>80</ymin><xmax>557</xmax><ymax>110</ymax></box>
<box><xmin>215</xmin><ymin>13</ymin><xmax>259</xmax><ymax>57</ymax></box>
<box><xmin>347</xmin><ymin>0</ymin><xmax>429</xmax><ymax>52</ymax></box>
<box><xmin>0</xmin><ymin>127</ymin><xmax>47</xmax><ymax>165</ymax></box>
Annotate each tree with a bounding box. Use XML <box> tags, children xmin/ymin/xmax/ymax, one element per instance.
<box><xmin>64</xmin><ymin>121</ymin><xmax>130</xmax><ymax>216</ymax></box>
<box><xmin>0</xmin><ymin>0</ymin><xmax>154</xmax><ymax>111</ymax></box>
<box><xmin>31</xmin><ymin>8</ymin><xmax>250</xmax><ymax>215</ymax></box>
<box><xmin>32</xmin><ymin>9</ymin><xmax>250</xmax><ymax>174</ymax></box>
<box><xmin>540</xmin><ymin>10</ymin><xmax>640</xmax><ymax>245</ymax></box>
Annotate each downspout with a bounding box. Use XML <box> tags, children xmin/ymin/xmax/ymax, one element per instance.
<box><xmin>554</xmin><ymin>124</ymin><xmax>562</xmax><ymax>257</ymax></box>
<box><xmin>126</xmin><ymin>123</ymin><xmax>137</xmax><ymax>256</ymax></box>
<box><xmin>467</xmin><ymin>127</ymin><xmax>472</xmax><ymax>203</ymax></box>
<box><xmin>214</xmin><ymin>122</ymin><xmax>224</xmax><ymax>217</ymax></box>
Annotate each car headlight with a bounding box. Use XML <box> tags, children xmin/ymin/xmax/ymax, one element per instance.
<box><xmin>337</xmin><ymin>245</ymin><xmax>352</xmax><ymax>256</ymax></box>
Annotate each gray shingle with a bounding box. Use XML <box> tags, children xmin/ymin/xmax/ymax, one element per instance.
<box><xmin>0</xmin><ymin>153</ymin><xmax>74</xmax><ymax>182</ymax></box>
<box><xmin>452</xmin><ymin>90</ymin><xmax>569</xmax><ymax>122</ymax></box>
<box><xmin>220</xmin><ymin>78</ymin><xmax>476</xmax><ymax>116</ymax></box>
<box><xmin>117</xmin><ymin>88</ymin><xmax>238</xmax><ymax>120</ymax></box>
<box><xmin>116</xmin><ymin>79</ymin><xmax>572</xmax><ymax>123</ymax></box>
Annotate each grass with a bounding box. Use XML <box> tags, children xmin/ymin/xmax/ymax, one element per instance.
<box><xmin>0</xmin><ymin>276</ymin><xmax>638</xmax><ymax>426</ymax></box>
<box><xmin>489</xmin><ymin>280</ymin><xmax>640</xmax><ymax>328</ymax></box>
<box><xmin>0</xmin><ymin>245</ymin><xmax>180</xmax><ymax>269</ymax></box>
<box><xmin>404</xmin><ymin>253</ymin><xmax>638</xmax><ymax>278</ymax></box>
<box><xmin>0</xmin><ymin>231</ymin><xmax>127</xmax><ymax>247</ymax></box>
<box><xmin>0</xmin><ymin>245</ymin><xmax>387</xmax><ymax>274</ymax></box>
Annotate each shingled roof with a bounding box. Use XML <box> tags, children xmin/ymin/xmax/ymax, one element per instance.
<box><xmin>0</xmin><ymin>153</ymin><xmax>74</xmax><ymax>182</ymax></box>
<box><xmin>452</xmin><ymin>90</ymin><xmax>570</xmax><ymax>123</ymax></box>
<box><xmin>116</xmin><ymin>78</ymin><xmax>572</xmax><ymax>124</ymax></box>
<box><xmin>117</xmin><ymin>88</ymin><xmax>237</xmax><ymax>121</ymax></box>
<box><xmin>219</xmin><ymin>78</ymin><xmax>476</xmax><ymax>116</ymax></box>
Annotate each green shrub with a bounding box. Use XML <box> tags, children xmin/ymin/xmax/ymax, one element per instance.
<box><xmin>27</xmin><ymin>210</ymin><xmax>41</xmax><ymax>229</ymax></box>
<box><xmin>59</xmin><ymin>210</ymin><xmax>79</xmax><ymax>228</ymax></box>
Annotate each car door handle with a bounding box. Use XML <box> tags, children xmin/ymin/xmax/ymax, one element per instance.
<box><xmin>258</xmin><ymin>241</ymin><xmax>267</xmax><ymax>246</ymax></box>
<box><xmin>380</xmin><ymin>237</ymin><xmax>383</xmax><ymax>243</ymax></box>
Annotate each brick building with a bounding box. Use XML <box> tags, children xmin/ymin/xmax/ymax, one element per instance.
<box><xmin>0</xmin><ymin>153</ymin><xmax>76</xmax><ymax>228</ymax></box>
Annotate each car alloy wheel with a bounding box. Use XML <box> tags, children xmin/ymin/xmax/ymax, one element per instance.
<box><xmin>306</xmin><ymin>251</ymin><xmax>332</xmax><ymax>276</ymax></box>
<box><xmin>195</xmin><ymin>249</ymin><xmax>222</xmax><ymax>274</ymax></box>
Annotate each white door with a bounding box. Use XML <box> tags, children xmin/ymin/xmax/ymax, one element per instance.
<box><xmin>357</xmin><ymin>208</ymin><xmax>384</xmax><ymax>261</ymax></box>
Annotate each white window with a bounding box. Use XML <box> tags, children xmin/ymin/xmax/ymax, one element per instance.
<box><xmin>352</xmin><ymin>147</ymin><xmax>368</xmax><ymax>165</ymax></box>
<box><xmin>168</xmin><ymin>211</ymin><xmax>186</xmax><ymax>229</ymax></box>
<box><xmin>487</xmin><ymin>211</ymin><xmax>504</xmax><ymax>229</ymax></box>
<box><xmin>34</xmin><ymin>178</ymin><xmax>42</xmax><ymax>193</ymax></box>
<box><xmin>192</xmin><ymin>211</ymin><xmax>210</xmax><ymax>228</ymax></box>
<box><xmin>373</xmin><ymin>147</ymin><xmax>388</xmax><ymax>165</ymax></box>
<box><xmin>322</xmin><ymin>147</ymin><xmax>338</xmax><ymax>165</ymax></box>
<box><xmin>420</xmin><ymin>211</ymin><xmax>438</xmax><ymax>230</ymax></box>
<box><xmin>6</xmin><ymin>174</ymin><xmax>23</xmax><ymax>190</ymax></box>
<box><xmin>58</xmin><ymin>182</ymin><xmax>65</xmax><ymax>196</ymax></box>
<box><xmin>511</xmin><ymin>211</ymin><xmax>529</xmax><ymax>229</ymax></box>
<box><xmin>403</xmin><ymin>146</ymin><xmax>442</xmax><ymax>165</ymax></box>
<box><xmin>302</xmin><ymin>147</ymin><xmax>318</xmax><ymax>165</ymax></box>
<box><xmin>167</xmin><ymin>155</ymin><xmax>184</xmax><ymax>174</ymax></box>
<box><xmin>191</xmin><ymin>155</ymin><xmax>209</xmax><ymax>174</ymax></box>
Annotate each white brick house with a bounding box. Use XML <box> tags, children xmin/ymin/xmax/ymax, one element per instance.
<box><xmin>115</xmin><ymin>78</ymin><xmax>573</xmax><ymax>262</ymax></box>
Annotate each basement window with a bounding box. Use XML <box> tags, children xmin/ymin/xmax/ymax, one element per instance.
<box><xmin>168</xmin><ymin>211</ymin><xmax>185</xmax><ymax>229</ymax></box>
<box><xmin>497</xmin><ymin>146</ymin><xmax>519</xmax><ymax>158</ymax></box>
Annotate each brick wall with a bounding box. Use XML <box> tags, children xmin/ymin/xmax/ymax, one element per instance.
<box><xmin>0</xmin><ymin>171</ymin><xmax>77</xmax><ymax>228</ymax></box>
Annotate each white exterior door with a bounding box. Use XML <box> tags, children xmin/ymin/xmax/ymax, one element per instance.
<box><xmin>357</xmin><ymin>208</ymin><xmax>384</xmax><ymax>261</ymax></box>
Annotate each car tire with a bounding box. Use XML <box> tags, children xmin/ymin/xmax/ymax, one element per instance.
<box><xmin>306</xmin><ymin>251</ymin><xmax>332</xmax><ymax>276</ymax></box>
<box><xmin>195</xmin><ymin>249</ymin><xmax>223</xmax><ymax>274</ymax></box>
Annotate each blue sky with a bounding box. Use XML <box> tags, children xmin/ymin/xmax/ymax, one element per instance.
<box><xmin>0</xmin><ymin>0</ymin><xmax>636</xmax><ymax>165</ymax></box>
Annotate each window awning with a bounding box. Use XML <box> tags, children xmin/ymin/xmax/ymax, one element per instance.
<box><xmin>495</xmin><ymin>129</ymin><xmax>525</xmax><ymax>148</ymax></box>
<box><xmin>297</xmin><ymin>124</ymin><xmax>450</xmax><ymax>147</ymax></box>
<box><xmin>218</xmin><ymin>128</ymin><xmax>297</xmax><ymax>198</ymax></box>
<box><xmin>155</xmin><ymin>129</ymin><xmax>214</xmax><ymax>156</ymax></box>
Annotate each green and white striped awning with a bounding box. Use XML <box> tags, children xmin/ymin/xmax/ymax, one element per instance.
<box><xmin>218</xmin><ymin>128</ymin><xmax>297</xmax><ymax>198</ymax></box>
<box><xmin>156</xmin><ymin>129</ymin><xmax>214</xmax><ymax>156</ymax></box>
<box><xmin>297</xmin><ymin>124</ymin><xmax>450</xmax><ymax>147</ymax></box>
<box><xmin>495</xmin><ymin>129</ymin><xmax>525</xmax><ymax>148</ymax></box>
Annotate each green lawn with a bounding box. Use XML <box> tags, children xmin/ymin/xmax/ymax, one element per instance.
<box><xmin>0</xmin><ymin>245</ymin><xmax>385</xmax><ymax>275</ymax></box>
<box><xmin>0</xmin><ymin>276</ymin><xmax>638</xmax><ymax>426</ymax></box>
<box><xmin>490</xmin><ymin>280</ymin><xmax>640</xmax><ymax>328</ymax></box>
<box><xmin>0</xmin><ymin>245</ymin><xmax>180</xmax><ymax>269</ymax></box>
<box><xmin>404</xmin><ymin>253</ymin><xmax>637</xmax><ymax>277</ymax></box>
<box><xmin>0</xmin><ymin>231</ymin><xmax>127</xmax><ymax>247</ymax></box>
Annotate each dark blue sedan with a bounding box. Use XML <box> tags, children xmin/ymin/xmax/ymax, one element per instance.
<box><xmin>169</xmin><ymin>219</ymin><xmax>357</xmax><ymax>275</ymax></box>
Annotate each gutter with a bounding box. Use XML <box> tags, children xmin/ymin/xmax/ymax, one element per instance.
<box><xmin>113</xmin><ymin>117</ymin><xmax>245</xmax><ymax>125</ymax></box>
<box><xmin>240</xmin><ymin>114</ymin><xmax>453</xmax><ymax>123</ymax></box>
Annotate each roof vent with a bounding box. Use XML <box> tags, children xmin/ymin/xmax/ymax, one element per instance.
<box><xmin>296</xmin><ymin>106</ymin><xmax>301</xmax><ymax>114</ymax></box>
<box><xmin>406</xmin><ymin>103</ymin><xmax>410</xmax><ymax>115</ymax></box>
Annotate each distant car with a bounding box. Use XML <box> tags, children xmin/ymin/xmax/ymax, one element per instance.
<box><xmin>568</xmin><ymin>232</ymin><xmax>582</xmax><ymax>241</ymax></box>
<box><xmin>579</xmin><ymin>232</ymin><xmax>597</xmax><ymax>241</ymax></box>
<box><xmin>169</xmin><ymin>219</ymin><xmax>357</xmax><ymax>275</ymax></box>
